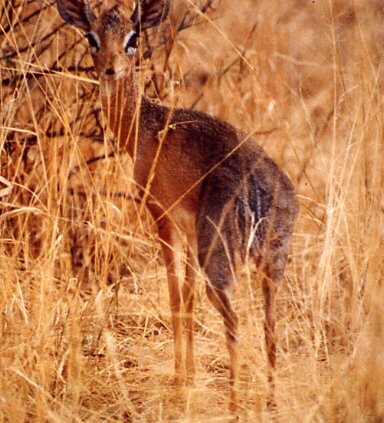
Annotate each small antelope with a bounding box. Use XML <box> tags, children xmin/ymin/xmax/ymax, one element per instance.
<box><xmin>55</xmin><ymin>0</ymin><xmax>298</xmax><ymax>411</ymax></box>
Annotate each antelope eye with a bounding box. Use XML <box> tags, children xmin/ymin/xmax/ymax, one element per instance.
<box><xmin>85</xmin><ymin>32</ymin><xmax>100</xmax><ymax>53</ymax></box>
<box><xmin>124</xmin><ymin>31</ymin><xmax>138</xmax><ymax>56</ymax></box>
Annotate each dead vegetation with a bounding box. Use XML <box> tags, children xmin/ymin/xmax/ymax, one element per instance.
<box><xmin>1</xmin><ymin>0</ymin><xmax>383</xmax><ymax>421</ymax></box>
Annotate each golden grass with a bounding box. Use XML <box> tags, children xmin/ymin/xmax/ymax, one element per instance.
<box><xmin>1</xmin><ymin>0</ymin><xmax>383</xmax><ymax>421</ymax></box>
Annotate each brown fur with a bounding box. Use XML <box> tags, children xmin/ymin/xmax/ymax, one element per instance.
<box><xmin>55</xmin><ymin>0</ymin><xmax>298</xmax><ymax>412</ymax></box>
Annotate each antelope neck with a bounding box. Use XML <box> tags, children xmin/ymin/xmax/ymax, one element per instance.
<box><xmin>99</xmin><ymin>70</ymin><xmax>140</xmax><ymax>156</ymax></box>
<box><xmin>99</xmin><ymin>71</ymin><xmax>170</xmax><ymax>158</ymax></box>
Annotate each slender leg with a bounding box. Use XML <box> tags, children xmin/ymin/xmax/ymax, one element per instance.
<box><xmin>197</xmin><ymin>196</ymin><xmax>240</xmax><ymax>413</ymax></box>
<box><xmin>206</xmin><ymin>284</ymin><xmax>239</xmax><ymax>413</ymax></box>
<box><xmin>183</xmin><ymin>245</ymin><xmax>198</xmax><ymax>384</ymax></box>
<box><xmin>262</xmin><ymin>276</ymin><xmax>277</xmax><ymax>408</ymax></box>
<box><xmin>157</xmin><ymin>217</ymin><xmax>184</xmax><ymax>385</ymax></box>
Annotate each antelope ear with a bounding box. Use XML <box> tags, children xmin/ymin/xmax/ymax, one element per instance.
<box><xmin>131</xmin><ymin>0</ymin><xmax>171</xmax><ymax>32</ymax></box>
<box><xmin>55</xmin><ymin>0</ymin><xmax>95</xmax><ymax>31</ymax></box>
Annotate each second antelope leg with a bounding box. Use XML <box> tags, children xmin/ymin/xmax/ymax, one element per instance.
<box><xmin>262</xmin><ymin>276</ymin><xmax>277</xmax><ymax>407</ymax></box>
<box><xmin>157</xmin><ymin>217</ymin><xmax>184</xmax><ymax>384</ymax></box>
<box><xmin>183</xmin><ymin>244</ymin><xmax>198</xmax><ymax>384</ymax></box>
<box><xmin>198</xmin><ymin>239</ymin><xmax>240</xmax><ymax>411</ymax></box>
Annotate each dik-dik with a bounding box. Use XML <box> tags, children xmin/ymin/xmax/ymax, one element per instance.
<box><xmin>55</xmin><ymin>0</ymin><xmax>298</xmax><ymax>411</ymax></box>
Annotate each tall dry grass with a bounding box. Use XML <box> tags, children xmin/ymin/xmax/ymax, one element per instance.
<box><xmin>1</xmin><ymin>0</ymin><xmax>383</xmax><ymax>421</ymax></box>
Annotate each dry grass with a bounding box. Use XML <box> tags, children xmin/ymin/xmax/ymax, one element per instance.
<box><xmin>1</xmin><ymin>0</ymin><xmax>384</xmax><ymax>421</ymax></box>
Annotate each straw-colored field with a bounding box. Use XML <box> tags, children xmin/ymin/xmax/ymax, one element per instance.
<box><xmin>1</xmin><ymin>0</ymin><xmax>383</xmax><ymax>421</ymax></box>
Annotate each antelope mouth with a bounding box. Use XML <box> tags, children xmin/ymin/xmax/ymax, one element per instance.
<box><xmin>114</xmin><ymin>69</ymin><xmax>126</xmax><ymax>80</ymax></box>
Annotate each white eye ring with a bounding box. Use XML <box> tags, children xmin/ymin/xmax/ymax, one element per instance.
<box><xmin>86</xmin><ymin>31</ymin><xmax>101</xmax><ymax>54</ymax></box>
<box><xmin>126</xmin><ymin>46</ymin><xmax>137</xmax><ymax>56</ymax></box>
<box><xmin>123</xmin><ymin>31</ymin><xmax>138</xmax><ymax>56</ymax></box>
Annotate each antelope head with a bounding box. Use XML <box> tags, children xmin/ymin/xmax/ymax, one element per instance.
<box><xmin>55</xmin><ymin>0</ymin><xmax>171</xmax><ymax>81</ymax></box>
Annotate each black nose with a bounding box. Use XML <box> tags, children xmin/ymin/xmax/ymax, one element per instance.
<box><xmin>105</xmin><ymin>68</ymin><xmax>115</xmax><ymax>76</ymax></box>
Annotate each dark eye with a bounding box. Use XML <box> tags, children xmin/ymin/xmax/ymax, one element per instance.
<box><xmin>123</xmin><ymin>31</ymin><xmax>138</xmax><ymax>56</ymax></box>
<box><xmin>85</xmin><ymin>32</ymin><xmax>100</xmax><ymax>53</ymax></box>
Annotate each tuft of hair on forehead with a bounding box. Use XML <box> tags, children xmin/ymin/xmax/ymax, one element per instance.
<box><xmin>100</xmin><ymin>5</ymin><xmax>129</xmax><ymax>33</ymax></box>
